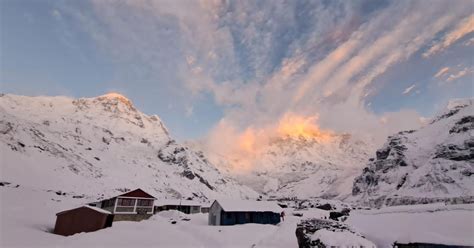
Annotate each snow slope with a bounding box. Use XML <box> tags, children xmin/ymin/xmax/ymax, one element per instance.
<box><xmin>0</xmin><ymin>93</ymin><xmax>257</xmax><ymax>201</ymax></box>
<box><xmin>352</xmin><ymin>99</ymin><xmax>474</xmax><ymax>207</ymax></box>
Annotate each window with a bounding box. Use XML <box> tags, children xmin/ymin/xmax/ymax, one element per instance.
<box><xmin>102</xmin><ymin>198</ymin><xmax>116</xmax><ymax>208</ymax></box>
<box><xmin>137</xmin><ymin>199</ymin><xmax>153</xmax><ymax>206</ymax></box>
<box><xmin>117</xmin><ymin>198</ymin><xmax>135</xmax><ymax>206</ymax></box>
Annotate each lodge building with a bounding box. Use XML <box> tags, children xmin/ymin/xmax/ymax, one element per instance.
<box><xmin>98</xmin><ymin>188</ymin><xmax>156</xmax><ymax>221</ymax></box>
<box><xmin>208</xmin><ymin>199</ymin><xmax>282</xmax><ymax>226</ymax></box>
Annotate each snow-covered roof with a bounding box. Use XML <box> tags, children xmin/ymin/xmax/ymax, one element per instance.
<box><xmin>156</xmin><ymin>199</ymin><xmax>203</xmax><ymax>206</ymax></box>
<box><xmin>214</xmin><ymin>199</ymin><xmax>282</xmax><ymax>213</ymax></box>
<box><xmin>84</xmin><ymin>205</ymin><xmax>112</xmax><ymax>214</ymax></box>
<box><xmin>56</xmin><ymin>205</ymin><xmax>112</xmax><ymax>216</ymax></box>
<box><xmin>200</xmin><ymin>203</ymin><xmax>212</xmax><ymax>208</ymax></box>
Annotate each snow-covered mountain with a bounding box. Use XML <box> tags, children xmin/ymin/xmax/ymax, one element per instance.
<box><xmin>0</xmin><ymin>93</ymin><xmax>257</xmax><ymax>201</ymax></box>
<box><xmin>352</xmin><ymin>99</ymin><xmax>474</xmax><ymax>207</ymax></box>
<box><xmin>206</xmin><ymin>132</ymin><xmax>374</xmax><ymax>200</ymax></box>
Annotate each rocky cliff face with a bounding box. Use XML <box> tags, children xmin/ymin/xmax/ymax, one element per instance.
<box><xmin>0</xmin><ymin>93</ymin><xmax>257</xmax><ymax>200</ymax></box>
<box><xmin>352</xmin><ymin>99</ymin><xmax>474</xmax><ymax>207</ymax></box>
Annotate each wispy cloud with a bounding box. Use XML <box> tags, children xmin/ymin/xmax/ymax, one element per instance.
<box><xmin>446</xmin><ymin>67</ymin><xmax>473</xmax><ymax>82</ymax></box>
<box><xmin>68</xmin><ymin>0</ymin><xmax>472</xmax><ymax>151</ymax></box>
<box><xmin>423</xmin><ymin>14</ymin><xmax>474</xmax><ymax>57</ymax></box>
<box><xmin>402</xmin><ymin>84</ymin><xmax>416</xmax><ymax>95</ymax></box>
<box><xmin>434</xmin><ymin>67</ymin><xmax>450</xmax><ymax>78</ymax></box>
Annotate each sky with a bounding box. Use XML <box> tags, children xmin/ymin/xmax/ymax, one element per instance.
<box><xmin>1</xmin><ymin>0</ymin><xmax>473</xmax><ymax>142</ymax></box>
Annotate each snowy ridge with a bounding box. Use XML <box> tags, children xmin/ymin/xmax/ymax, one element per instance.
<box><xmin>352</xmin><ymin>98</ymin><xmax>474</xmax><ymax>207</ymax></box>
<box><xmin>0</xmin><ymin>93</ymin><xmax>257</xmax><ymax>201</ymax></box>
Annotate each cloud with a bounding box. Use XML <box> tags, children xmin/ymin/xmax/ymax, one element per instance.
<box><xmin>464</xmin><ymin>37</ymin><xmax>474</xmax><ymax>46</ymax></box>
<box><xmin>423</xmin><ymin>14</ymin><xmax>474</xmax><ymax>57</ymax></box>
<box><xmin>446</xmin><ymin>67</ymin><xmax>473</xmax><ymax>82</ymax></box>
<box><xmin>402</xmin><ymin>84</ymin><xmax>416</xmax><ymax>95</ymax></box>
<box><xmin>434</xmin><ymin>67</ymin><xmax>450</xmax><ymax>78</ymax></box>
<box><xmin>68</xmin><ymin>0</ymin><xmax>473</xmax><ymax>171</ymax></box>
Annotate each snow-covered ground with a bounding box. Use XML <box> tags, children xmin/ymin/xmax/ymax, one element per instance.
<box><xmin>348</xmin><ymin>203</ymin><xmax>474</xmax><ymax>247</ymax></box>
<box><xmin>0</xmin><ymin>185</ymin><xmax>297</xmax><ymax>248</ymax></box>
<box><xmin>2</xmin><ymin>185</ymin><xmax>473</xmax><ymax>247</ymax></box>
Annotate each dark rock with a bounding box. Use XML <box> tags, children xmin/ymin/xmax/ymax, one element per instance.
<box><xmin>278</xmin><ymin>203</ymin><xmax>288</xmax><ymax>208</ymax></box>
<box><xmin>376</xmin><ymin>147</ymin><xmax>391</xmax><ymax>160</ymax></box>
<box><xmin>430</xmin><ymin>108</ymin><xmax>462</xmax><ymax>124</ymax></box>
<box><xmin>182</xmin><ymin>170</ymin><xmax>195</xmax><ymax>180</ymax></box>
<box><xmin>94</xmin><ymin>157</ymin><xmax>100</xmax><ymax>161</ymax></box>
<box><xmin>329</xmin><ymin>210</ymin><xmax>349</xmax><ymax>221</ymax></box>
<box><xmin>396</xmin><ymin>174</ymin><xmax>408</xmax><ymax>190</ymax></box>
<box><xmin>0</xmin><ymin>121</ymin><xmax>14</xmax><ymax>135</ymax></box>
<box><xmin>195</xmin><ymin>173</ymin><xmax>215</xmax><ymax>190</ymax></box>
<box><xmin>461</xmin><ymin>169</ymin><xmax>473</xmax><ymax>177</ymax></box>
<box><xmin>434</xmin><ymin>143</ymin><xmax>474</xmax><ymax>161</ymax></box>
<box><xmin>316</xmin><ymin>203</ymin><xmax>332</xmax><ymax>211</ymax></box>
<box><xmin>0</xmin><ymin>182</ymin><xmax>11</xmax><ymax>186</ymax></box>
<box><xmin>295</xmin><ymin>218</ymin><xmax>368</xmax><ymax>248</ymax></box>
<box><xmin>449</xmin><ymin>116</ymin><xmax>474</xmax><ymax>134</ymax></box>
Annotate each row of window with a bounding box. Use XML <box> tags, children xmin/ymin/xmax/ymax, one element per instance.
<box><xmin>117</xmin><ymin>198</ymin><xmax>153</xmax><ymax>206</ymax></box>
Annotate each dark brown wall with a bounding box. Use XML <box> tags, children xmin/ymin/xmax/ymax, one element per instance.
<box><xmin>54</xmin><ymin>207</ymin><xmax>112</xmax><ymax>236</ymax></box>
<box><xmin>113</xmin><ymin>214</ymin><xmax>152</xmax><ymax>222</ymax></box>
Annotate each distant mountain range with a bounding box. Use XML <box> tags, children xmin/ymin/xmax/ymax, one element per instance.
<box><xmin>1</xmin><ymin>93</ymin><xmax>472</xmax><ymax>206</ymax></box>
<box><xmin>0</xmin><ymin>93</ymin><xmax>257</xmax><ymax>201</ymax></box>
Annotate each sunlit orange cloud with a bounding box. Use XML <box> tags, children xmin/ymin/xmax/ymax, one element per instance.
<box><xmin>224</xmin><ymin>112</ymin><xmax>335</xmax><ymax>173</ymax></box>
<box><xmin>276</xmin><ymin>113</ymin><xmax>334</xmax><ymax>141</ymax></box>
<box><xmin>238</xmin><ymin>128</ymin><xmax>257</xmax><ymax>153</ymax></box>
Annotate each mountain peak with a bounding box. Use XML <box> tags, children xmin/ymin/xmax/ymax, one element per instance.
<box><xmin>94</xmin><ymin>92</ymin><xmax>134</xmax><ymax>110</ymax></box>
<box><xmin>98</xmin><ymin>92</ymin><xmax>131</xmax><ymax>102</ymax></box>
